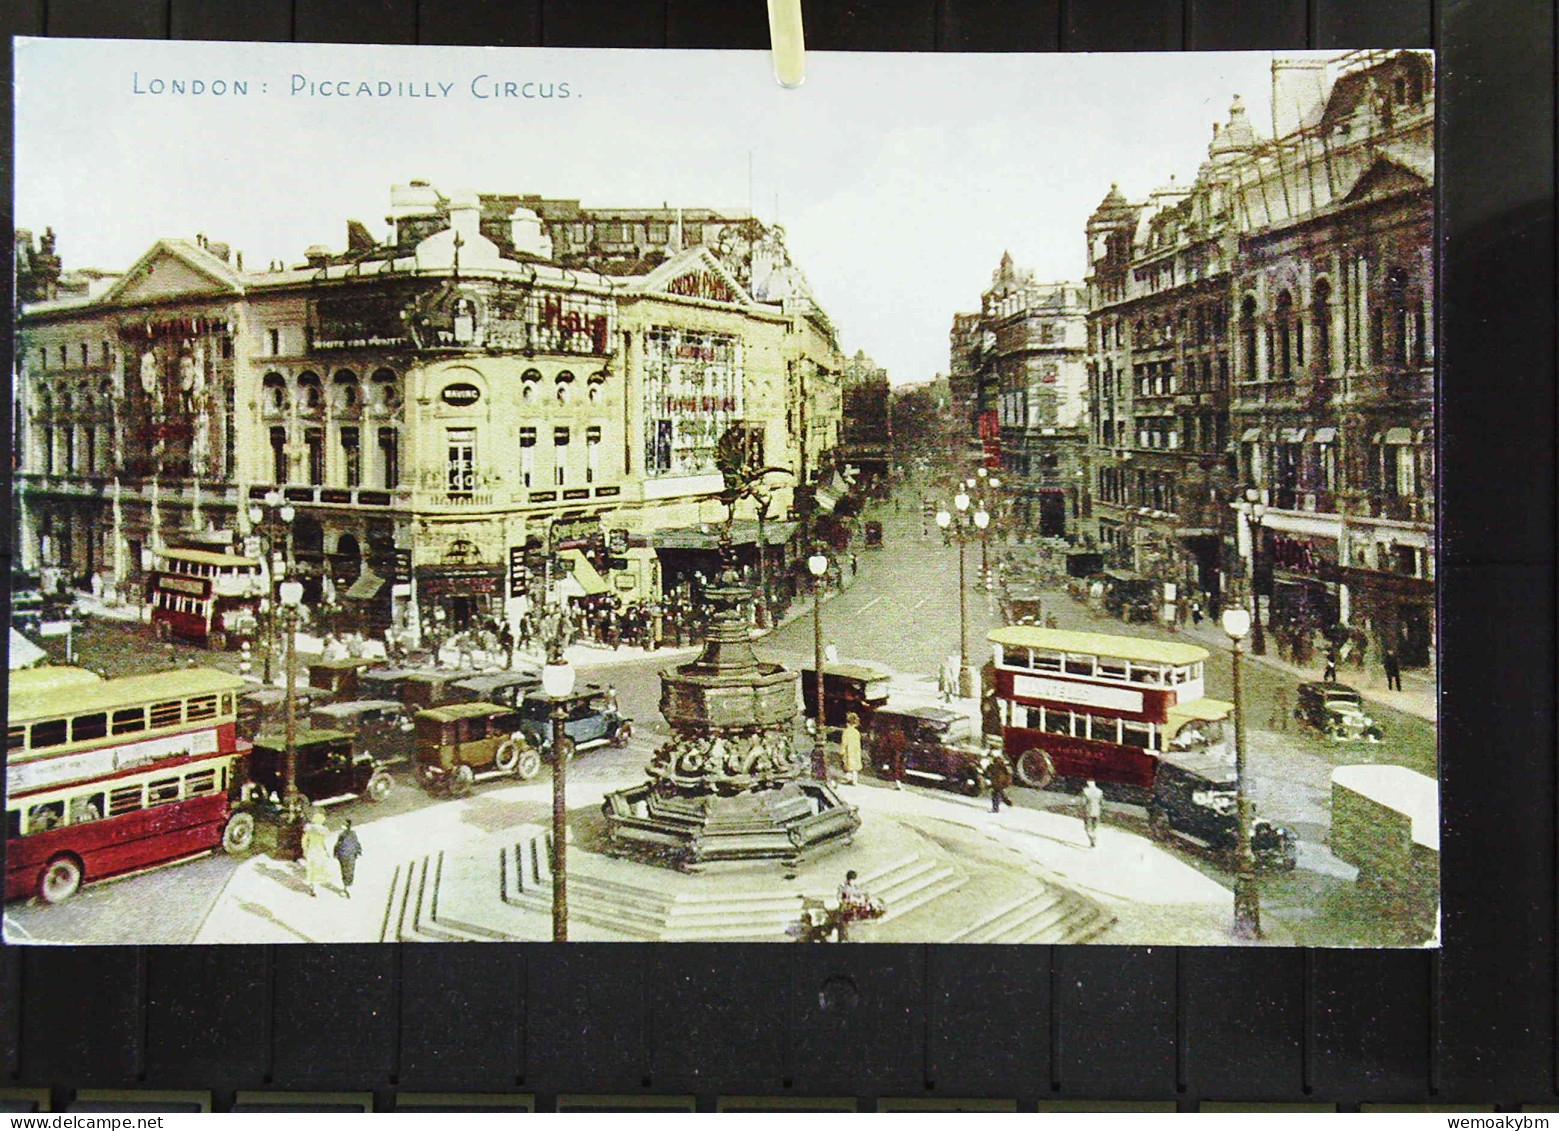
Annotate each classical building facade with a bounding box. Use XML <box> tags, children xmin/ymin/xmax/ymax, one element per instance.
<box><xmin>1083</xmin><ymin>49</ymin><xmax>1435</xmax><ymax>664</ymax></box>
<box><xmin>1228</xmin><ymin>50</ymin><xmax>1435</xmax><ymax>666</ymax></box>
<box><xmin>14</xmin><ymin>184</ymin><xmax>844</xmax><ymax>639</ymax></box>
<box><xmin>977</xmin><ymin>256</ymin><xmax>1089</xmax><ymax>538</ymax></box>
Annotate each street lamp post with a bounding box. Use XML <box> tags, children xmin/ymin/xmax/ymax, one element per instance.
<box><xmin>1244</xmin><ymin>487</ymin><xmax>1267</xmax><ymax>656</ymax></box>
<box><xmin>541</xmin><ymin>647</ymin><xmax>577</xmax><ymax>942</ymax></box>
<box><xmin>807</xmin><ymin>549</ymin><xmax>830</xmax><ymax>778</ymax></box>
<box><xmin>247</xmin><ymin>491</ymin><xmax>296</xmax><ymax>683</ymax></box>
<box><xmin>936</xmin><ymin>490</ymin><xmax>987</xmax><ymax>698</ymax></box>
<box><xmin>1221</xmin><ymin>607</ymin><xmax>1263</xmax><ymax>940</ymax></box>
<box><xmin>278</xmin><ymin>577</ymin><xmax>306</xmax><ymax>858</ymax></box>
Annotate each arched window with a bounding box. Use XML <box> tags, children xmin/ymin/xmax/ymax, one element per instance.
<box><xmin>333</xmin><ymin>369</ymin><xmax>361</xmax><ymax>411</ymax></box>
<box><xmin>1312</xmin><ymin>279</ymin><xmax>1333</xmax><ymax>374</ymax></box>
<box><xmin>370</xmin><ymin>368</ymin><xmax>401</xmax><ymax>411</ymax></box>
<box><xmin>297</xmin><ymin>371</ymin><xmax>323</xmax><ymax>412</ymax></box>
<box><xmin>556</xmin><ymin>369</ymin><xmax>576</xmax><ymax>404</ymax></box>
<box><xmin>1275</xmin><ymin>291</ymin><xmax>1294</xmax><ymax>381</ymax></box>
<box><xmin>521</xmin><ymin>368</ymin><xmax>541</xmax><ymax>402</ymax></box>
<box><xmin>263</xmin><ymin>373</ymin><xmax>288</xmax><ymax>413</ymax></box>
<box><xmin>1385</xmin><ymin>266</ymin><xmax>1415</xmax><ymax>367</ymax></box>
<box><xmin>588</xmin><ymin>370</ymin><xmax>607</xmax><ymax>403</ymax></box>
<box><xmin>1240</xmin><ymin>296</ymin><xmax>1259</xmax><ymax>381</ymax></box>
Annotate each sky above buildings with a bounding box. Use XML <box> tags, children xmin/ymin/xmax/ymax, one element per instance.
<box><xmin>16</xmin><ymin>39</ymin><xmax>1314</xmax><ymax>385</ymax></box>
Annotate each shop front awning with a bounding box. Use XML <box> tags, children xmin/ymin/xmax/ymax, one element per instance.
<box><xmin>1280</xmin><ymin>427</ymin><xmax>1308</xmax><ymax>443</ymax></box>
<box><xmin>1239</xmin><ymin>427</ymin><xmax>1263</xmax><ymax>442</ymax></box>
<box><xmin>1313</xmin><ymin>427</ymin><xmax>1337</xmax><ymax>443</ymax></box>
<box><xmin>560</xmin><ymin>548</ymin><xmax>610</xmax><ymax>596</ymax></box>
<box><xmin>652</xmin><ymin>520</ymin><xmax>799</xmax><ymax>551</ymax></box>
<box><xmin>345</xmin><ymin>570</ymin><xmax>385</xmax><ymax>600</ymax></box>
<box><xmin>1380</xmin><ymin>427</ymin><xmax>1414</xmax><ymax>444</ymax></box>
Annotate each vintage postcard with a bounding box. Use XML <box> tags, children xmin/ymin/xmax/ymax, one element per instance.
<box><xmin>7</xmin><ymin>38</ymin><xmax>1437</xmax><ymax>946</ymax></box>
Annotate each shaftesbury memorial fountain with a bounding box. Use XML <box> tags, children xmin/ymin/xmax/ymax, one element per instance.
<box><xmin>601</xmin><ymin>435</ymin><xmax>861</xmax><ymax>867</ymax></box>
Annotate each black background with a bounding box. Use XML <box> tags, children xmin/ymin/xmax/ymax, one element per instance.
<box><xmin>0</xmin><ymin>0</ymin><xmax>1553</xmax><ymax>1112</ymax></box>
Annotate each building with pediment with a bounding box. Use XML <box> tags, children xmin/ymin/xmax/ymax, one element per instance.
<box><xmin>1228</xmin><ymin>49</ymin><xmax>1435</xmax><ymax>666</ymax></box>
<box><xmin>1082</xmin><ymin>49</ymin><xmax>1434</xmax><ymax>668</ymax></box>
<box><xmin>13</xmin><ymin>184</ymin><xmax>844</xmax><ymax>639</ymax></box>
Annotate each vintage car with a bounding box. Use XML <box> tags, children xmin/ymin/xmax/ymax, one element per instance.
<box><xmin>414</xmin><ymin>701</ymin><xmax>540</xmax><ymax>795</ymax></box>
<box><xmin>310</xmin><ymin>699</ymin><xmax>417</xmax><ymax>766</ymax></box>
<box><xmin>869</xmin><ymin>706</ymin><xmax>991</xmax><ymax>795</ymax></box>
<box><xmin>246</xmin><ymin>727</ymin><xmax>394</xmax><ymax>806</ymax></box>
<box><xmin>306</xmin><ymin>657</ymin><xmax>379</xmax><ymax>700</ymax></box>
<box><xmin>1146</xmin><ymin>749</ymin><xmax>1298</xmax><ymax>871</ymax></box>
<box><xmin>800</xmin><ymin>663</ymin><xmax>892</xmax><ymax>731</ymax></box>
<box><xmin>1294</xmin><ymin>681</ymin><xmax>1383</xmax><ymax>742</ymax></box>
<box><xmin>1000</xmin><ymin>587</ymin><xmax>1046</xmax><ymax>626</ymax></box>
<box><xmin>237</xmin><ymin>682</ymin><xmax>329</xmax><ymax>739</ymax></box>
<box><xmin>510</xmin><ymin>686</ymin><xmax>634</xmax><ymax>754</ymax></box>
<box><xmin>449</xmin><ymin>670</ymin><xmax>543</xmax><ymax>711</ymax></box>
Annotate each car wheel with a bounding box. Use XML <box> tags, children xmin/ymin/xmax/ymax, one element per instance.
<box><xmin>612</xmin><ymin>720</ymin><xmax>634</xmax><ymax>747</ymax></box>
<box><xmin>450</xmin><ymin>763</ymin><xmax>475</xmax><ymax>797</ymax></box>
<box><xmin>366</xmin><ymin>770</ymin><xmax>393</xmax><ymax>802</ymax></box>
<box><xmin>1014</xmin><ymin>749</ymin><xmax>1055</xmax><ymax>789</ymax></box>
<box><xmin>515</xmin><ymin>746</ymin><xmax>542</xmax><ymax>781</ymax></box>
<box><xmin>417</xmin><ymin>763</ymin><xmax>441</xmax><ymax>792</ymax></box>
<box><xmin>39</xmin><ymin>855</ymin><xmax>83</xmax><ymax>904</ymax></box>
<box><xmin>221</xmin><ymin>811</ymin><xmax>256</xmax><ymax>855</ymax></box>
<box><xmin>494</xmin><ymin>739</ymin><xmax>522</xmax><ymax>773</ymax></box>
<box><xmin>960</xmin><ymin>772</ymin><xmax>982</xmax><ymax>797</ymax></box>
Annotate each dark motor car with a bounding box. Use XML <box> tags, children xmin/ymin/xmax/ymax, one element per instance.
<box><xmin>310</xmin><ymin>699</ymin><xmax>417</xmax><ymax>766</ymax></box>
<box><xmin>800</xmin><ymin>663</ymin><xmax>892</xmax><ymax>731</ymax></box>
<box><xmin>246</xmin><ymin>727</ymin><xmax>394</xmax><ymax>806</ymax></box>
<box><xmin>1146</xmin><ymin>749</ymin><xmax>1297</xmax><ymax>871</ymax></box>
<box><xmin>512</xmin><ymin>685</ymin><xmax>633</xmax><ymax>754</ymax></box>
<box><xmin>870</xmin><ymin>706</ymin><xmax>991</xmax><ymax>795</ymax></box>
<box><xmin>449</xmin><ymin>670</ymin><xmax>543</xmax><ymax>711</ymax></box>
<box><xmin>1294</xmin><ymin>681</ymin><xmax>1383</xmax><ymax>742</ymax></box>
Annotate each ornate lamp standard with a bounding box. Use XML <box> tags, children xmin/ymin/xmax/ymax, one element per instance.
<box><xmin>247</xmin><ymin>491</ymin><xmax>295</xmax><ymax>683</ymax></box>
<box><xmin>540</xmin><ymin>641</ymin><xmax>591</xmax><ymax>942</ymax></box>
<box><xmin>807</xmin><ymin>548</ymin><xmax>830</xmax><ymax>777</ymax></box>
<box><xmin>1243</xmin><ymin>487</ymin><xmax>1268</xmax><ymax>655</ymax></box>
<box><xmin>278</xmin><ymin>577</ymin><xmax>307</xmax><ymax>858</ymax></box>
<box><xmin>1220</xmin><ymin>606</ymin><xmax>1263</xmax><ymax>940</ymax></box>
<box><xmin>936</xmin><ymin>490</ymin><xmax>988</xmax><ymax>698</ymax></box>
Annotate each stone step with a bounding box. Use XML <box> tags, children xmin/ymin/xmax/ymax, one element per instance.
<box><xmin>950</xmin><ymin>889</ymin><xmax>1069</xmax><ymax>943</ymax></box>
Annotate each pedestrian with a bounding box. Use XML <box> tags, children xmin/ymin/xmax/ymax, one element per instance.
<box><xmin>840</xmin><ymin>712</ymin><xmax>863</xmax><ymax>786</ymax></box>
<box><xmin>300</xmin><ymin>807</ymin><xmax>332</xmax><ymax>897</ymax></box>
<box><xmin>987</xmin><ymin>754</ymin><xmax>1014</xmax><ymax>813</ymax></box>
<box><xmin>1382</xmin><ymin>647</ymin><xmax>1403</xmax><ymax>691</ymax></box>
<box><xmin>1323</xmin><ymin>650</ymin><xmax>1338</xmax><ymax>682</ymax></box>
<box><xmin>836</xmin><ymin>870</ymin><xmax>866</xmax><ymax>942</ymax></box>
<box><xmin>878</xmin><ymin>724</ymin><xmax>906</xmax><ymax>790</ymax></box>
<box><xmin>333</xmin><ymin>818</ymin><xmax>363</xmax><ymax>898</ymax></box>
<box><xmin>1081</xmin><ymin>779</ymin><xmax>1104</xmax><ymax>847</ymax></box>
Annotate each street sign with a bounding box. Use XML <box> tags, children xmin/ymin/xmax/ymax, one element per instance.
<box><xmin>38</xmin><ymin>620</ymin><xmax>73</xmax><ymax>637</ymax></box>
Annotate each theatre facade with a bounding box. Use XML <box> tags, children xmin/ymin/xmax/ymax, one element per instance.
<box><xmin>13</xmin><ymin>185</ymin><xmax>845</xmax><ymax>639</ymax></box>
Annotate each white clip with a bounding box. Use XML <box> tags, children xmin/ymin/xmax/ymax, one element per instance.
<box><xmin>767</xmin><ymin>0</ymin><xmax>805</xmax><ymax>88</ymax></box>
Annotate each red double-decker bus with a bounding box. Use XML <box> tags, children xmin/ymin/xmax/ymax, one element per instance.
<box><xmin>988</xmin><ymin>626</ymin><xmax>1232</xmax><ymax>798</ymax></box>
<box><xmin>148</xmin><ymin>548</ymin><xmax>264</xmax><ymax>651</ymax></box>
<box><xmin>6</xmin><ymin>667</ymin><xmax>254</xmax><ymax>904</ymax></box>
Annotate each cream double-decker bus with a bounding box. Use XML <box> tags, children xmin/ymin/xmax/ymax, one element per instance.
<box><xmin>6</xmin><ymin>667</ymin><xmax>253</xmax><ymax>903</ymax></box>
<box><xmin>988</xmin><ymin>626</ymin><xmax>1233</xmax><ymax>797</ymax></box>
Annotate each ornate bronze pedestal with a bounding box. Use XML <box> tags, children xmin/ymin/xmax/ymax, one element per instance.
<box><xmin>602</xmin><ymin>571</ymin><xmax>860</xmax><ymax>867</ymax></box>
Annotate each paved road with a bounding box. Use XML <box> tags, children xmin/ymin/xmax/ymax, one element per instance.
<box><xmin>11</xmin><ymin>479</ymin><xmax>1436</xmax><ymax>946</ymax></box>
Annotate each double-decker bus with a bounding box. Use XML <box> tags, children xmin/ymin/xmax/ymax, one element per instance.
<box><xmin>148</xmin><ymin>548</ymin><xmax>264</xmax><ymax>651</ymax></box>
<box><xmin>6</xmin><ymin>667</ymin><xmax>253</xmax><ymax>904</ymax></box>
<box><xmin>988</xmin><ymin>626</ymin><xmax>1232</xmax><ymax>798</ymax></box>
